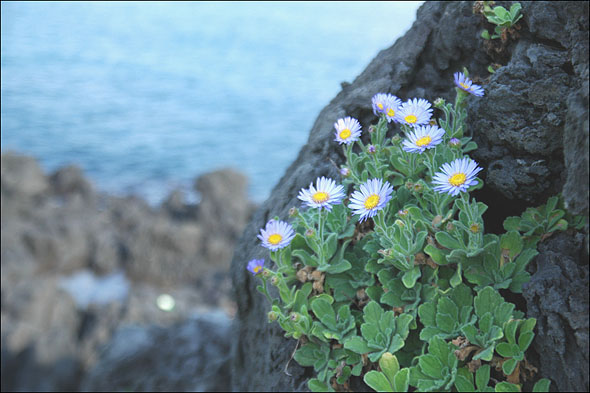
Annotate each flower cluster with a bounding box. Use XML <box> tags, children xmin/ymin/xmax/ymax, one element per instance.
<box><xmin>240</xmin><ymin>69</ymin><xmax>554</xmax><ymax>393</ymax></box>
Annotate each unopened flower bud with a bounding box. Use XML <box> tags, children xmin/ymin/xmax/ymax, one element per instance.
<box><xmin>270</xmin><ymin>276</ymin><xmax>279</xmax><ymax>286</ymax></box>
<box><xmin>367</xmin><ymin>145</ymin><xmax>376</xmax><ymax>154</ymax></box>
<box><xmin>289</xmin><ymin>312</ymin><xmax>301</xmax><ymax>322</ymax></box>
<box><xmin>446</xmin><ymin>222</ymin><xmax>455</xmax><ymax>232</ymax></box>
<box><xmin>394</xmin><ymin>219</ymin><xmax>405</xmax><ymax>228</ymax></box>
<box><xmin>449</xmin><ymin>138</ymin><xmax>461</xmax><ymax>148</ymax></box>
<box><xmin>262</xmin><ymin>269</ymin><xmax>271</xmax><ymax>278</ymax></box>
<box><xmin>434</xmin><ymin>97</ymin><xmax>445</xmax><ymax>108</ymax></box>
<box><xmin>305</xmin><ymin>228</ymin><xmax>315</xmax><ymax>237</ymax></box>
<box><xmin>267</xmin><ymin>311</ymin><xmax>278</xmax><ymax>322</ymax></box>
<box><xmin>470</xmin><ymin>223</ymin><xmax>481</xmax><ymax>234</ymax></box>
<box><xmin>368</xmin><ymin>125</ymin><xmax>376</xmax><ymax>134</ymax></box>
<box><xmin>340</xmin><ymin>167</ymin><xmax>350</xmax><ymax>177</ymax></box>
<box><xmin>289</xmin><ymin>207</ymin><xmax>299</xmax><ymax>217</ymax></box>
<box><xmin>413</xmin><ymin>183</ymin><xmax>423</xmax><ymax>193</ymax></box>
<box><xmin>391</xmin><ymin>135</ymin><xmax>401</xmax><ymax>144</ymax></box>
<box><xmin>398</xmin><ymin>209</ymin><xmax>409</xmax><ymax>217</ymax></box>
<box><xmin>405</xmin><ymin>181</ymin><xmax>414</xmax><ymax>190</ymax></box>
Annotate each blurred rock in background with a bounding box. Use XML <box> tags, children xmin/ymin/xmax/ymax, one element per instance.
<box><xmin>0</xmin><ymin>151</ymin><xmax>255</xmax><ymax>391</ymax></box>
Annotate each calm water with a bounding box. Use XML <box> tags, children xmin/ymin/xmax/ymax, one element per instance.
<box><xmin>1</xmin><ymin>1</ymin><xmax>422</xmax><ymax>205</ymax></box>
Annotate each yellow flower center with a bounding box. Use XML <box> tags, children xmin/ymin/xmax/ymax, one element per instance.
<box><xmin>415</xmin><ymin>136</ymin><xmax>432</xmax><ymax>147</ymax></box>
<box><xmin>469</xmin><ymin>223</ymin><xmax>480</xmax><ymax>233</ymax></box>
<box><xmin>364</xmin><ymin>194</ymin><xmax>380</xmax><ymax>210</ymax></box>
<box><xmin>268</xmin><ymin>234</ymin><xmax>282</xmax><ymax>245</ymax></box>
<box><xmin>253</xmin><ymin>265</ymin><xmax>262</xmax><ymax>273</ymax></box>
<box><xmin>404</xmin><ymin>114</ymin><xmax>417</xmax><ymax>124</ymax></box>
<box><xmin>387</xmin><ymin>108</ymin><xmax>395</xmax><ymax>117</ymax></box>
<box><xmin>449</xmin><ymin>173</ymin><xmax>467</xmax><ymax>187</ymax></box>
<box><xmin>339</xmin><ymin>128</ymin><xmax>351</xmax><ymax>139</ymax></box>
<box><xmin>312</xmin><ymin>191</ymin><xmax>329</xmax><ymax>203</ymax></box>
<box><xmin>377</xmin><ymin>103</ymin><xmax>384</xmax><ymax>110</ymax></box>
<box><xmin>460</xmin><ymin>82</ymin><xmax>470</xmax><ymax>90</ymax></box>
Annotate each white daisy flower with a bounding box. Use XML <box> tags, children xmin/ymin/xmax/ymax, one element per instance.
<box><xmin>402</xmin><ymin>125</ymin><xmax>446</xmax><ymax>154</ymax></box>
<box><xmin>454</xmin><ymin>72</ymin><xmax>484</xmax><ymax>97</ymax></box>
<box><xmin>432</xmin><ymin>157</ymin><xmax>483</xmax><ymax>196</ymax></box>
<box><xmin>348</xmin><ymin>178</ymin><xmax>394</xmax><ymax>222</ymax></box>
<box><xmin>395</xmin><ymin>98</ymin><xmax>433</xmax><ymax>126</ymax></box>
<box><xmin>372</xmin><ymin>93</ymin><xmax>389</xmax><ymax>115</ymax></box>
<box><xmin>334</xmin><ymin>116</ymin><xmax>362</xmax><ymax>145</ymax></box>
<box><xmin>297</xmin><ymin>176</ymin><xmax>345</xmax><ymax>211</ymax></box>
<box><xmin>257</xmin><ymin>219</ymin><xmax>295</xmax><ymax>251</ymax></box>
<box><xmin>384</xmin><ymin>94</ymin><xmax>402</xmax><ymax>123</ymax></box>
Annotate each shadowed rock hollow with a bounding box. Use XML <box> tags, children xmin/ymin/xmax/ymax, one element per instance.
<box><xmin>230</xmin><ymin>2</ymin><xmax>589</xmax><ymax>391</ymax></box>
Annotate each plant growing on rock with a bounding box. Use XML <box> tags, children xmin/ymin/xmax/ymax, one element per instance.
<box><xmin>247</xmin><ymin>70</ymin><xmax>572</xmax><ymax>392</ymax></box>
<box><xmin>479</xmin><ymin>2</ymin><xmax>523</xmax><ymax>41</ymax></box>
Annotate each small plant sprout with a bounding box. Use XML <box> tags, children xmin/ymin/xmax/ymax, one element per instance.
<box><xmin>481</xmin><ymin>2</ymin><xmax>523</xmax><ymax>41</ymax></box>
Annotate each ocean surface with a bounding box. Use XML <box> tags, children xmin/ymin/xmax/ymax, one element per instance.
<box><xmin>1</xmin><ymin>1</ymin><xmax>422</xmax><ymax>205</ymax></box>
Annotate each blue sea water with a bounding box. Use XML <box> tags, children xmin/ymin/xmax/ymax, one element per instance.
<box><xmin>1</xmin><ymin>1</ymin><xmax>422</xmax><ymax>205</ymax></box>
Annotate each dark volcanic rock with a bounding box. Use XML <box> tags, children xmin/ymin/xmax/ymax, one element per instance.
<box><xmin>524</xmin><ymin>232</ymin><xmax>589</xmax><ymax>392</ymax></box>
<box><xmin>230</xmin><ymin>1</ymin><xmax>589</xmax><ymax>391</ymax></box>
<box><xmin>81</xmin><ymin>311</ymin><xmax>232</xmax><ymax>392</ymax></box>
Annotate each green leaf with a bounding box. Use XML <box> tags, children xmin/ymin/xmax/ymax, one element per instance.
<box><xmin>292</xmin><ymin>248</ymin><xmax>318</xmax><ymax>267</ymax></box>
<box><xmin>496</xmin><ymin>342</ymin><xmax>518</xmax><ymax>358</ymax></box>
<box><xmin>493</xmin><ymin>6</ymin><xmax>509</xmax><ymax>20</ymax></box>
<box><xmin>532</xmin><ymin>378</ymin><xmax>551</xmax><ymax>392</ymax></box>
<box><xmin>463</xmin><ymin>141</ymin><xmax>478</xmax><ymax>153</ymax></box>
<box><xmin>402</xmin><ymin>266</ymin><xmax>422</xmax><ymax>288</ymax></box>
<box><xmin>418</xmin><ymin>302</ymin><xmax>436</xmax><ymax>327</ymax></box>
<box><xmin>473</xmin><ymin>346</ymin><xmax>494</xmax><ymax>361</ymax></box>
<box><xmin>520</xmin><ymin>318</ymin><xmax>536</xmax><ymax>334</ymax></box>
<box><xmin>476</xmin><ymin>364</ymin><xmax>491</xmax><ymax>391</ymax></box>
<box><xmin>500</xmin><ymin>231</ymin><xmax>523</xmax><ymax>260</ymax></box>
<box><xmin>495</xmin><ymin>381</ymin><xmax>521</xmax><ymax>392</ymax></box>
<box><xmin>424</xmin><ymin>244</ymin><xmax>450</xmax><ymax>265</ymax></box>
<box><xmin>393</xmin><ymin>368</ymin><xmax>410</xmax><ymax>392</ymax></box>
<box><xmin>294</xmin><ymin>343</ymin><xmax>321</xmax><ymax>367</ymax></box>
<box><xmin>379</xmin><ymin>352</ymin><xmax>400</xmax><ymax>383</ymax></box>
<box><xmin>323</xmin><ymin>259</ymin><xmax>352</xmax><ymax>274</ymax></box>
<box><xmin>418</xmin><ymin>354</ymin><xmax>443</xmax><ymax>379</ymax></box>
<box><xmin>324</xmin><ymin>233</ymin><xmax>339</xmax><ymax>259</ymax></box>
<box><xmin>461</xmin><ymin>324</ymin><xmax>478</xmax><ymax>345</ymax></box>
<box><xmin>518</xmin><ymin>331</ymin><xmax>534</xmax><ymax>352</ymax></box>
<box><xmin>455</xmin><ymin>375</ymin><xmax>475</xmax><ymax>392</ymax></box>
<box><xmin>436</xmin><ymin>231</ymin><xmax>462</xmax><ymax>250</ymax></box>
<box><xmin>481</xmin><ymin>29</ymin><xmax>491</xmax><ymax>40</ymax></box>
<box><xmin>364</xmin><ymin>371</ymin><xmax>393</xmax><ymax>392</ymax></box>
<box><xmin>308</xmin><ymin>378</ymin><xmax>331</xmax><ymax>392</ymax></box>
<box><xmin>503</xmin><ymin>217</ymin><xmax>521</xmax><ymax>231</ymax></box>
<box><xmin>311</xmin><ymin>298</ymin><xmax>336</xmax><ymax>328</ymax></box>
<box><xmin>344</xmin><ymin>336</ymin><xmax>371</xmax><ymax>354</ymax></box>
<box><xmin>504</xmin><ymin>320</ymin><xmax>520</xmax><ymax>344</ymax></box>
<box><xmin>509</xmin><ymin>3</ymin><xmax>522</xmax><ymax>18</ymax></box>
<box><xmin>450</xmin><ymin>264</ymin><xmax>463</xmax><ymax>287</ymax></box>
<box><xmin>502</xmin><ymin>358</ymin><xmax>518</xmax><ymax>376</ymax></box>
<box><xmin>363</xmin><ymin>301</ymin><xmax>383</xmax><ymax>325</ymax></box>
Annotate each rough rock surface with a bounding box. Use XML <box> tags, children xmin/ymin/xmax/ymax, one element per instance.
<box><xmin>80</xmin><ymin>311</ymin><xmax>232</xmax><ymax>392</ymax></box>
<box><xmin>524</xmin><ymin>232</ymin><xmax>589</xmax><ymax>392</ymax></box>
<box><xmin>230</xmin><ymin>2</ymin><xmax>589</xmax><ymax>391</ymax></box>
<box><xmin>1</xmin><ymin>152</ymin><xmax>251</xmax><ymax>391</ymax></box>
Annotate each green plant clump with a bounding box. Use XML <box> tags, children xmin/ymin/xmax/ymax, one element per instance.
<box><xmin>480</xmin><ymin>2</ymin><xmax>523</xmax><ymax>41</ymax></box>
<box><xmin>246</xmin><ymin>68</ymin><xmax>581</xmax><ymax>392</ymax></box>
